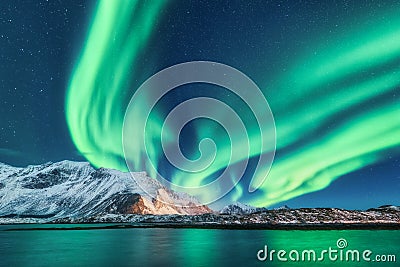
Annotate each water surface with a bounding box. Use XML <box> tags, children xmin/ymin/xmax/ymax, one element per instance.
<box><xmin>0</xmin><ymin>225</ymin><xmax>398</xmax><ymax>267</ymax></box>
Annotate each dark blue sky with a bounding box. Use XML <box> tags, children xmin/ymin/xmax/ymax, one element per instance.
<box><xmin>0</xmin><ymin>0</ymin><xmax>94</xmax><ymax>165</ymax></box>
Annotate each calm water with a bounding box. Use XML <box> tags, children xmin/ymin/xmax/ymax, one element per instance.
<box><xmin>0</xmin><ymin>224</ymin><xmax>398</xmax><ymax>267</ymax></box>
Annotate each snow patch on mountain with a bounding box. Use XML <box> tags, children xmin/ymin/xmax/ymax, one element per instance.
<box><xmin>274</xmin><ymin>205</ymin><xmax>291</xmax><ymax>210</ymax></box>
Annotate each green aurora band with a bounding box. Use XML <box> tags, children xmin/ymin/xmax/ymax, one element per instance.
<box><xmin>66</xmin><ymin>1</ymin><xmax>400</xmax><ymax>207</ymax></box>
<box><xmin>66</xmin><ymin>0</ymin><xmax>167</xmax><ymax>171</ymax></box>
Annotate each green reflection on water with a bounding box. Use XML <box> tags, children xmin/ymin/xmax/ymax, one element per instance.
<box><xmin>0</xmin><ymin>226</ymin><xmax>398</xmax><ymax>267</ymax></box>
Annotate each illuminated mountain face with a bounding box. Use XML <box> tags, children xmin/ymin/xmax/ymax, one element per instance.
<box><xmin>0</xmin><ymin>161</ymin><xmax>211</xmax><ymax>217</ymax></box>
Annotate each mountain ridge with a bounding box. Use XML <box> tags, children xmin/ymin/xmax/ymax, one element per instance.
<box><xmin>0</xmin><ymin>160</ymin><xmax>211</xmax><ymax>218</ymax></box>
<box><xmin>0</xmin><ymin>160</ymin><xmax>398</xmax><ymax>226</ymax></box>
<box><xmin>220</xmin><ymin>202</ymin><xmax>268</xmax><ymax>215</ymax></box>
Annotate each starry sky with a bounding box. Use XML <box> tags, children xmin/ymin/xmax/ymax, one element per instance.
<box><xmin>1</xmin><ymin>0</ymin><xmax>399</xmax><ymax>209</ymax></box>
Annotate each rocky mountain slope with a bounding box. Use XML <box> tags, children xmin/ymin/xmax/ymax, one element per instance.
<box><xmin>43</xmin><ymin>206</ymin><xmax>400</xmax><ymax>228</ymax></box>
<box><xmin>216</xmin><ymin>203</ymin><xmax>399</xmax><ymax>226</ymax></box>
<box><xmin>0</xmin><ymin>161</ymin><xmax>211</xmax><ymax>219</ymax></box>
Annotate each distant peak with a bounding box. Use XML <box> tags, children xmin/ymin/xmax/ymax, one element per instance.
<box><xmin>274</xmin><ymin>205</ymin><xmax>291</xmax><ymax>210</ymax></box>
<box><xmin>376</xmin><ymin>205</ymin><xmax>400</xmax><ymax>211</ymax></box>
<box><xmin>220</xmin><ymin>202</ymin><xmax>267</xmax><ymax>215</ymax></box>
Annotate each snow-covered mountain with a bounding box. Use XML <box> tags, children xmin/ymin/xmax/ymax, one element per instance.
<box><xmin>368</xmin><ymin>205</ymin><xmax>400</xmax><ymax>212</ymax></box>
<box><xmin>0</xmin><ymin>161</ymin><xmax>211</xmax><ymax>219</ymax></box>
<box><xmin>274</xmin><ymin>205</ymin><xmax>291</xmax><ymax>210</ymax></box>
<box><xmin>219</xmin><ymin>202</ymin><xmax>267</xmax><ymax>215</ymax></box>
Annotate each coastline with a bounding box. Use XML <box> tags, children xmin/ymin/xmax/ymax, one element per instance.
<box><xmin>1</xmin><ymin>221</ymin><xmax>399</xmax><ymax>231</ymax></box>
<box><xmin>1</xmin><ymin>206</ymin><xmax>399</xmax><ymax>229</ymax></box>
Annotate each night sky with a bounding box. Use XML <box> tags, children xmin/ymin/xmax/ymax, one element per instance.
<box><xmin>1</xmin><ymin>0</ymin><xmax>399</xmax><ymax>209</ymax></box>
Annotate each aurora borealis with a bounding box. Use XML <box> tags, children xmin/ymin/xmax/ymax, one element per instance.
<box><xmin>250</xmin><ymin>9</ymin><xmax>400</xmax><ymax>206</ymax></box>
<box><xmin>2</xmin><ymin>1</ymin><xmax>399</xmax><ymax>209</ymax></box>
<box><xmin>66</xmin><ymin>0</ymin><xmax>167</xmax><ymax>172</ymax></box>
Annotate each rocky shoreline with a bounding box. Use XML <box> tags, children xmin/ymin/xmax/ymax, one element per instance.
<box><xmin>2</xmin><ymin>222</ymin><xmax>399</xmax><ymax>230</ymax></box>
<box><xmin>1</xmin><ymin>206</ymin><xmax>399</xmax><ymax>229</ymax></box>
